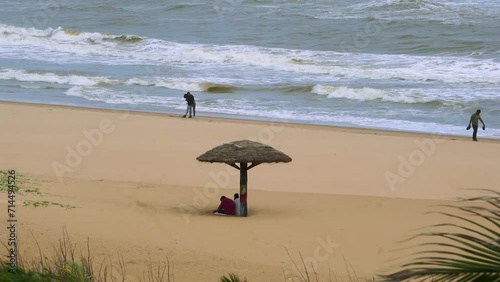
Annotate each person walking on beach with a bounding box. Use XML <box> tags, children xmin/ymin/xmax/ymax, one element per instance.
<box><xmin>466</xmin><ymin>109</ymin><xmax>485</xmax><ymax>141</ymax></box>
<box><xmin>182</xmin><ymin>92</ymin><xmax>196</xmax><ymax>118</ymax></box>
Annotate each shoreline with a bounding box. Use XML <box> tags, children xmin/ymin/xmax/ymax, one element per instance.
<box><xmin>1</xmin><ymin>100</ymin><xmax>497</xmax><ymax>143</ymax></box>
<box><xmin>1</xmin><ymin>99</ymin><xmax>499</xmax><ymax>201</ymax></box>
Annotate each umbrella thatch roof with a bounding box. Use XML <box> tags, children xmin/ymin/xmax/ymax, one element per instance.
<box><xmin>197</xmin><ymin>140</ymin><xmax>292</xmax><ymax>164</ymax></box>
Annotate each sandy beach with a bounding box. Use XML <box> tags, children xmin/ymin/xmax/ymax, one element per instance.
<box><xmin>1</xmin><ymin>101</ymin><xmax>499</xmax><ymax>281</ymax></box>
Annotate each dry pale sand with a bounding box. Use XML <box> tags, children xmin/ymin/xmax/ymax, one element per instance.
<box><xmin>0</xmin><ymin>101</ymin><xmax>499</xmax><ymax>281</ymax></box>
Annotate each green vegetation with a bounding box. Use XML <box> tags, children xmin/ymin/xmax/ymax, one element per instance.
<box><xmin>24</xmin><ymin>188</ymin><xmax>42</xmax><ymax>195</ymax></box>
<box><xmin>0</xmin><ymin>171</ymin><xmax>20</xmax><ymax>193</ymax></box>
<box><xmin>0</xmin><ymin>262</ymin><xmax>57</xmax><ymax>282</ymax></box>
<box><xmin>381</xmin><ymin>189</ymin><xmax>500</xmax><ymax>281</ymax></box>
<box><xmin>0</xmin><ymin>170</ymin><xmax>42</xmax><ymax>195</ymax></box>
<box><xmin>0</xmin><ymin>170</ymin><xmax>75</xmax><ymax>209</ymax></box>
<box><xmin>0</xmin><ymin>171</ymin><xmax>44</xmax><ymax>195</ymax></box>
<box><xmin>23</xmin><ymin>200</ymin><xmax>77</xmax><ymax>210</ymax></box>
<box><xmin>1</xmin><ymin>229</ymin><xmax>171</xmax><ymax>282</ymax></box>
<box><xmin>23</xmin><ymin>200</ymin><xmax>50</xmax><ymax>207</ymax></box>
<box><xmin>220</xmin><ymin>273</ymin><xmax>248</xmax><ymax>282</ymax></box>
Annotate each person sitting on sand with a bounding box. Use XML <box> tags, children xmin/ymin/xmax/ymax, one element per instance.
<box><xmin>233</xmin><ymin>193</ymin><xmax>241</xmax><ymax>216</ymax></box>
<box><xmin>213</xmin><ymin>196</ymin><xmax>236</xmax><ymax>216</ymax></box>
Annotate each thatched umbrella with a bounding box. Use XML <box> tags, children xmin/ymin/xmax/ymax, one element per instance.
<box><xmin>197</xmin><ymin>140</ymin><xmax>292</xmax><ymax>217</ymax></box>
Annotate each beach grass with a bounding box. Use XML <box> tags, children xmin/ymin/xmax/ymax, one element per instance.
<box><xmin>1</xmin><ymin>228</ymin><xmax>172</xmax><ymax>282</ymax></box>
<box><xmin>1</xmin><ymin>231</ymin><xmax>369</xmax><ymax>282</ymax></box>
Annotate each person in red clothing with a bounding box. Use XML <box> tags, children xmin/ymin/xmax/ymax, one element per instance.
<box><xmin>213</xmin><ymin>196</ymin><xmax>236</xmax><ymax>215</ymax></box>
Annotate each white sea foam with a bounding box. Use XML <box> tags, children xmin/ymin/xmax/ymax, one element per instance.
<box><xmin>197</xmin><ymin>99</ymin><xmax>500</xmax><ymax>138</ymax></box>
<box><xmin>65</xmin><ymin>86</ymin><xmax>180</xmax><ymax>107</ymax></box>
<box><xmin>152</xmin><ymin>81</ymin><xmax>206</xmax><ymax>91</ymax></box>
<box><xmin>1</xmin><ymin>1</ymin><xmax>498</xmax><ymax>138</ymax></box>
<box><xmin>125</xmin><ymin>77</ymin><xmax>238</xmax><ymax>92</ymax></box>
<box><xmin>0</xmin><ymin>68</ymin><xmax>240</xmax><ymax>93</ymax></box>
<box><xmin>125</xmin><ymin>77</ymin><xmax>200</xmax><ymax>90</ymax></box>
<box><xmin>1</xmin><ymin>24</ymin><xmax>498</xmax><ymax>85</ymax></box>
<box><xmin>313</xmin><ymin>85</ymin><xmax>390</xmax><ymax>100</ymax></box>
<box><xmin>124</xmin><ymin>77</ymin><xmax>153</xmax><ymax>86</ymax></box>
<box><xmin>0</xmin><ymin>68</ymin><xmax>116</xmax><ymax>86</ymax></box>
<box><xmin>312</xmin><ymin>85</ymin><xmax>443</xmax><ymax>104</ymax></box>
<box><xmin>0</xmin><ymin>25</ymin><xmax>146</xmax><ymax>64</ymax></box>
<box><xmin>64</xmin><ymin>86</ymin><xmax>500</xmax><ymax>138</ymax></box>
<box><xmin>317</xmin><ymin>0</ymin><xmax>495</xmax><ymax>24</ymax></box>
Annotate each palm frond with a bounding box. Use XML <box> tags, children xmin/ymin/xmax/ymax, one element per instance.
<box><xmin>381</xmin><ymin>189</ymin><xmax>500</xmax><ymax>282</ymax></box>
<box><xmin>220</xmin><ymin>272</ymin><xmax>248</xmax><ymax>282</ymax></box>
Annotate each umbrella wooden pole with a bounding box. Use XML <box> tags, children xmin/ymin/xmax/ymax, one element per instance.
<box><xmin>197</xmin><ymin>140</ymin><xmax>292</xmax><ymax>217</ymax></box>
<box><xmin>239</xmin><ymin>162</ymin><xmax>248</xmax><ymax>217</ymax></box>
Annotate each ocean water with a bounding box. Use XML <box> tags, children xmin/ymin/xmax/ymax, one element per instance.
<box><xmin>1</xmin><ymin>0</ymin><xmax>499</xmax><ymax>138</ymax></box>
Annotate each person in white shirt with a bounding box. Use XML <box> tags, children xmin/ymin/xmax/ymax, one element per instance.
<box><xmin>233</xmin><ymin>193</ymin><xmax>241</xmax><ymax>216</ymax></box>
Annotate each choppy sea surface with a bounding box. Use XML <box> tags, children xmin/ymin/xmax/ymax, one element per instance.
<box><xmin>1</xmin><ymin>0</ymin><xmax>499</xmax><ymax>138</ymax></box>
